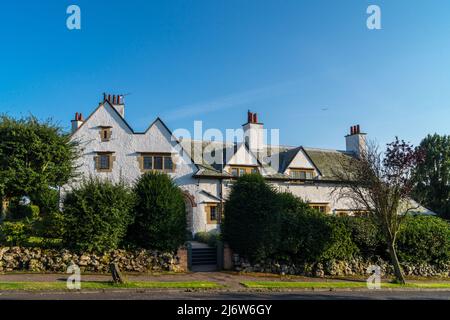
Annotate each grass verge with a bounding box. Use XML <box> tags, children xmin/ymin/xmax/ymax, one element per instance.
<box><xmin>0</xmin><ymin>281</ymin><xmax>222</xmax><ymax>291</ymax></box>
<box><xmin>241</xmin><ymin>281</ymin><xmax>450</xmax><ymax>289</ymax></box>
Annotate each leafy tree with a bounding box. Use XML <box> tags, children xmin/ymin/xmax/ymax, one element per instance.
<box><xmin>222</xmin><ymin>174</ymin><xmax>281</xmax><ymax>262</ymax></box>
<box><xmin>0</xmin><ymin>115</ymin><xmax>79</xmax><ymax>208</ymax></box>
<box><xmin>333</xmin><ymin>137</ymin><xmax>425</xmax><ymax>284</ymax></box>
<box><xmin>127</xmin><ymin>172</ymin><xmax>186</xmax><ymax>252</ymax></box>
<box><xmin>62</xmin><ymin>178</ymin><xmax>135</xmax><ymax>252</ymax></box>
<box><xmin>413</xmin><ymin>134</ymin><xmax>450</xmax><ymax>219</ymax></box>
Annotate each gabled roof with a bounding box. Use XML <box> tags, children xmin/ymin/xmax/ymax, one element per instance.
<box><xmin>302</xmin><ymin>147</ymin><xmax>356</xmax><ymax>181</ymax></box>
<box><xmin>70</xmin><ymin>100</ymin><xmax>199</xmax><ymax>171</ymax></box>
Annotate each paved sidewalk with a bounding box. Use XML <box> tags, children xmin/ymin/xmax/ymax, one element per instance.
<box><xmin>0</xmin><ymin>272</ymin><xmax>326</xmax><ymax>290</ymax></box>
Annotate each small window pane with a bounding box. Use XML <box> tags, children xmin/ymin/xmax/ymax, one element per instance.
<box><xmin>210</xmin><ymin>206</ymin><xmax>217</xmax><ymax>221</ymax></box>
<box><xmin>99</xmin><ymin>155</ymin><xmax>110</xmax><ymax>169</ymax></box>
<box><xmin>143</xmin><ymin>156</ymin><xmax>152</xmax><ymax>170</ymax></box>
<box><xmin>231</xmin><ymin>168</ymin><xmax>238</xmax><ymax>176</ymax></box>
<box><xmin>164</xmin><ymin>157</ymin><xmax>173</xmax><ymax>170</ymax></box>
<box><xmin>154</xmin><ymin>156</ymin><xmax>163</xmax><ymax>170</ymax></box>
<box><xmin>299</xmin><ymin>171</ymin><xmax>306</xmax><ymax>179</ymax></box>
<box><xmin>251</xmin><ymin>168</ymin><xmax>258</xmax><ymax>174</ymax></box>
<box><xmin>239</xmin><ymin>168</ymin><xmax>245</xmax><ymax>176</ymax></box>
<box><xmin>306</xmin><ymin>171</ymin><xmax>313</xmax><ymax>179</ymax></box>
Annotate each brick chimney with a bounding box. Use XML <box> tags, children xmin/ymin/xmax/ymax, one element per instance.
<box><xmin>104</xmin><ymin>93</ymin><xmax>125</xmax><ymax>117</ymax></box>
<box><xmin>71</xmin><ymin>112</ymin><xmax>84</xmax><ymax>133</ymax></box>
<box><xmin>345</xmin><ymin>124</ymin><xmax>367</xmax><ymax>158</ymax></box>
<box><xmin>243</xmin><ymin>110</ymin><xmax>264</xmax><ymax>151</ymax></box>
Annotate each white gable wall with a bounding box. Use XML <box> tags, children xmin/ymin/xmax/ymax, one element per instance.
<box><xmin>67</xmin><ymin>103</ymin><xmax>202</xmax><ymax>232</ymax></box>
<box><xmin>284</xmin><ymin>149</ymin><xmax>319</xmax><ymax>177</ymax></box>
<box><xmin>224</xmin><ymin>144</ymin><xmax>259</xmax><ymax>167</ymax></box>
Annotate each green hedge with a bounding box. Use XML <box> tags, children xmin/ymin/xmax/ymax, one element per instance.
<box><xmin>0</xmin><ymin>221</ymin><xmax>30</xmax><ymax>246</ymax></box>
<box><xmin>222</xmin><ymin>174</ymin><xmax>281</xmax><ymax>262</ymax></box>
<box><xmin>62</xmin><ymin>178</ymin><xmax>135</xmax><ymax>252</ymax></box>
<box><xmin>127</xmin><ymin>172</ymin><xmax>186</xmax><ymax>252</ymax></box>
<box><xmin>223</xmin><ymin>176</ymin><xmax>450</xmax><ymax>266</ymax></box>
<box><xmin>194</xmin><ymin>231</ymin><xmax>221</xmax><ymax>247</ymax></box>
<box><xmin>397</xmin><ymin>215</ymin><xmax>450</xmax><ymax>264</ymax></box>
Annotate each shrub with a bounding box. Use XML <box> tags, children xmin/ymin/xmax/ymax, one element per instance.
<box><xmin>30</xmin><ymin>187</ymin><xmax>60</xmax><ymax>215</ymax></box>
<box><xmin>277</xmin><ymin>193</ymin><xmax>329</xmax><ymax>262</ymax></box>
<box><xmin>33</xmin><ymin>210</ymin><xmax>65</xmax><ymax>239</ymax></box>
<box><xmin>319</xmin><ymin>216</ymin><xmax>358</xmax><ymax>262</ymax></box>
<box><xmin>397</xmin><ymin>215</ymin><xmax>450</xmax><ymax>264</ymax></box>
<box><xmin>342</xmin><ymin>216</ymin><xmax>385</xmax><ymax>259</ymax></box>
<box><xmin>6</xmin><ymin>202</ymin><xmax>40</xmax><ymax>220</ymax></box>
<box><xmin>0</xmin><ymin>221</ymin><xmax>30</xmax><ymax>246</ymax></box>
<box><xmin>127</xmin><ymin>172</ymin><xmax>186</xmax><ymax>252</ymax></box>
<box><xmin>62</xmin><ymin>178</ymin><xmax>135</xmax><ymax>252</ymax></box>
<box><xmin>280</xmin><ymin>211</ymin><xmax>358</xmax><ymax>263</ymax></box>
<box><xmin>222</xmin><ymin>174</ymin><xmax>281</xmax><ymax>262</ymax></box>
<box><xmin>194</xmin><ymin>230</ymin><xmax>221</xmax><ymax>247</ymax></box>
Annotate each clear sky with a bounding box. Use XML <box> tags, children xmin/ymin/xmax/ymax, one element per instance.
<box><xmin>0</xmin><ymin>0</ymin><xmax>449</xmax><ymax>150</ymax></box>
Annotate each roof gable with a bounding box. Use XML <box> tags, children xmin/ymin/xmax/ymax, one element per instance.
<box><xmin>71</xmin><ymin>102</ymin><xmax>134</xmax><ymax>138</ymax></box>
<box><xmin>225</xmin><ymin>143</ymin><xmax>260</xmax><ymax>167</ymax></box>
<box><xmin>283</xmin><ymin>147</ymin><xmax>319</xmax><ymax>173</ymax></box>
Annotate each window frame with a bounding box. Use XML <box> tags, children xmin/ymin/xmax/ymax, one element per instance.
<box><xmin>94</xmin><ymin>152</ymin><xmax>115</xmax><ymax>172</ymax></box>
<box><xmin>205</xmin><ymin>203</ymin><xmax>222</xmax><ymax>224</ymax></box>
<box><xmin>99</xmin><ymin>126</ymin><xmax>112</xmax><ymax>142</ymax></box>
<box><xmin>289</xmin><ymin>168</ymin><xmax>315</xmax><ymax>180</ymax></box>
<box><xmin>138</xmin><ymin>153</ymin><xmax>175</xmax><ymax>173</ymax></box>
<box><xmin>228</xmin><ymin>165</ymin><xmax>259</xmax><ymax>177</ymax></box>
<box><xmin>308</xmin><ymin>203</ymin><xmax>330</xmax><ymax>214</ymax></box>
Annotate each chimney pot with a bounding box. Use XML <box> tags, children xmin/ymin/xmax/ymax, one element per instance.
<box><xmin>356</xmin><ymin>125</ymin><xmax>360</xmax><ymax>134</ymax></box>
<box><xmin>253</xmin><ymin>113</ymin><xmax>258</xmax><ymax>123</ymax></box>
<box><xmin>247</xmin><ymin>111</ymin><xmax>253</xmax><ymax>123</ymax></box>
<box><xmin>75</xmin><ymin>112</ymin><xmax>79</xmax><ymax>121</ymax></box>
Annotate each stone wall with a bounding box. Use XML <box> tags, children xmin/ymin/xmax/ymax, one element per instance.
<box><xmin>0</xmin><ymin>247</ymin><xmax>187</xmax><ymax>273</ymax></box>
<box><xmin>232</xmin><ymin>255</ymin><xmax>450</xmax><ymax>278</ymax></box>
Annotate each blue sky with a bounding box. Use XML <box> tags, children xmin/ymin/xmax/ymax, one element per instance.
<box><xmin>0</xmin><ymin>0</ymin><xmax>449</xmax><ymax>150</ymax></box>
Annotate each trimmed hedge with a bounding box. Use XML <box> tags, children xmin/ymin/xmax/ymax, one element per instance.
<box><xmin>62</xmin><ymin>178</ymin><xmax>135</xmax><ymax>252</ymax></box>
<box><xmin>127</xmin><ymin>172</ymin><xmax>186</xmax><ymax>252</ymax></box>
<box><xmin>397</xmin><ymin>215</ymin><xmax>450</xmax><ymax>264</ymax></box>
<box><xmin>223</xmin><ymin>176</ymin><xmax>450</xmax><ymax>266</ymax></box>
<box><xmin>222</xmin><ymin>174</ymin><xmax>281</xmax><ymax>262</ymax></box>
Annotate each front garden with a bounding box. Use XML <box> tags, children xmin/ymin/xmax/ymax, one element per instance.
<box><xmin>222</xmin><ymin>174</ymin><xmax>450</xmax><ymax>279</ymax></box>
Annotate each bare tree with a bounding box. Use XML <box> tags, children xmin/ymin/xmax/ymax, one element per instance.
<box><xmin>332</xmin><ymin>137</ymin><xmax>425</xmax><ymax>284</ymax></box>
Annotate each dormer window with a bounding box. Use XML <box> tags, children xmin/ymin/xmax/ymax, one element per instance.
<box><xmin>229</xmin><ymin>165</ymin><xmax>258</xmax><ymax>177</ymax></box>
<box><xmin>289</xmin><ymin>168</ymin><xmax>315</xmax><ymax>179</ymax></box>
<box><xmin>99</xmin><ymin>126</ymin><xmax>112</xmax><ymax>142</ymax></box>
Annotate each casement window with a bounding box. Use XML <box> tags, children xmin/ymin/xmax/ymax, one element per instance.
<box><xmin>205</xmin><ymin>203</ymin><xmax>222</xmax><ymax>224</ymax></box>
<box><xmin>289</xmin><ymin>168</ymin><xmax>315</xmax><ymax>179</ymax></box>
<box><xmin>335</xmin><ymin>210</ymin><xmax>369</xmax><ymax>217</ymax></box>
<box><xmin>309</xmin><ymin>203</ymin><xmax>330</xmax><ymax>214</ymax></box>
<box><xmin>228</xmin><ymin>166</ymin><xmax>258</xmax><ymax>177</ymax></box>
<box><xmin>335</xmin><ymin>210</ymin><xmax>349</xmax><ymax>217</ymax></box>
<box><xmin>138</xmin><ymin>153</ymin><xmax>175</xmax><ymax>172</ymax></box>
<box><xmin>99</xmin><ymin>126</ymin><xmax>112</xmax><ymax>142</ymax></box>
<box><xmin>94</xmin><ymin>152</ymin><xmax>115</xmax><ymax>172</ymax></box>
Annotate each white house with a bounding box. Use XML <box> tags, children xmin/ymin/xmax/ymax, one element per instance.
<box><xmin>67</xmin><ymin>94</ymin><xmax>422</xmax><ymax>236</ymax></box>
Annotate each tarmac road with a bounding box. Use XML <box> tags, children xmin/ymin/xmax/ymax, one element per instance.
<box><xmin>0</xmin><ymin>289</ymin><xmax>449</xmax><ymax>300</ymax></box>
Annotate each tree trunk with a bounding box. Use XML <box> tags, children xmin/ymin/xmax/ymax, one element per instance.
<box><xmin>388</xmin><ymin>241</ymin><xmax>406</xmax><ymax>284</ymax></box>
<box><xmin>110</xmin><ymin>262</ymin><xmax>125</xmax><ymax>284</ymax></box>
